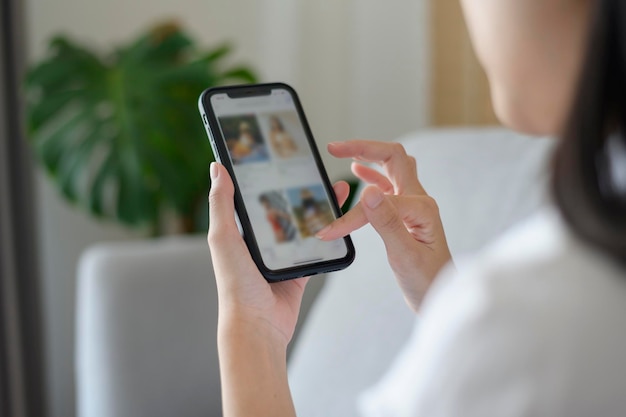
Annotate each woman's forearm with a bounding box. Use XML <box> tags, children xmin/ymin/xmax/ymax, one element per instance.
<box><xmin>217</xmin><ymin>314</ymin><xmax>297</xmax><ymax>417</ymax></box>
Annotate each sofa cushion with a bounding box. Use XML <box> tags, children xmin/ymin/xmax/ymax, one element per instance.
<box><xmin>288</xmin><ymin>128</ymin><xmax>554</xmax><ymax>417</ymax></box>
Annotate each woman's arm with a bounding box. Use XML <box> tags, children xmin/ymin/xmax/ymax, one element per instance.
<box><xmin>218</xmin><ymin>313</ymin><xmax>296</xmax><ymax>417</ymax></box>
<box><xmin>208</xmin><ymin>162</ymin><xmax>351</xmax><ymax>417</ymax></box>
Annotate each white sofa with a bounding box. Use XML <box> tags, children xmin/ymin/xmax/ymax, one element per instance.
<box><xmin>76</xmin><ymin>128</ymin><xmax>554</xmax><ymax>417</ymax></box>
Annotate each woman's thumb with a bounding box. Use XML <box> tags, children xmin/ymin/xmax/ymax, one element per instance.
<box><xmin>208</xmin><ymin>163</ymin><xmax>239</xmax><ymax>245</ymax></box>
<box><xmin>360</xmin><ymin>186</ymin><xmax>412</xmax><ymax>252</ymax></box>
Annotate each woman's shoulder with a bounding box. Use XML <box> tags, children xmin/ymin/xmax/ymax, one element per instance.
<box><xmin>359</xmin><ymin>209</ymin><xmax>626</xmax><ymax>417</ymax></box>
<box><xmin>424</xmin><ymin>207</ymin><xmax>626</xmax><ymax>351</ymax></box>
<box><xmin>417</xmin><ymin>207</ymin><xmax>626</xmax><ymax>414</ymax></box>
<box><xmin>430</xmin><ymin>207</ymin><xmax>626</xmax><ymax>315</ymax></box>
<box><xmin>456</xmin><ymin>207</ymin><xmax>626</xmax><ymax>290</ymax></box>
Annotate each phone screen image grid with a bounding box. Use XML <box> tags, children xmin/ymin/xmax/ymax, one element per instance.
<box><xmin>216</xmin><ymin>109</ymin><xmax>340</xmax><ymax>268</ymax></box>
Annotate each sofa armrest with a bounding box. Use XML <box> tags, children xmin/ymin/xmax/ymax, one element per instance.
<box><xmin>76</xmin><ymin>237</ymin><xmax>221</xmax><ymax>417</ymax></box>
<box><xmin>75</xmin><ymin>235</ymin><xmax>327</xmax><ymax>417</ymax></box>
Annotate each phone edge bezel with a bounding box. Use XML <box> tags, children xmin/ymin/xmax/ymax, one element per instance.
<box><xmin>199</xmin><ymin>82</ymin><xmax>355</xmax><ymax>282</ymax></box>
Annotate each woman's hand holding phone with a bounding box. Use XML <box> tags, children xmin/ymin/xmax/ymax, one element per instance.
<box><xmin>209</xmin><ymin>162</ymin><xmax>351</xmax><ymax>416</ymax></box>
<box><xmin>316</xmin><ymin>140</ymin><xmax>454</xmax><ymax>312</ymax></box>
<box><xmin>208</xmin><ymin>162</ymin><xmax>351</xmax><ymax>348</ymax></box>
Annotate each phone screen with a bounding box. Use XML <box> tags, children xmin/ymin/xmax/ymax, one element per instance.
<box><xmin>209</xmin><ymin>87</ymin><xmax>349</xmax><ymax>271</ymax></box>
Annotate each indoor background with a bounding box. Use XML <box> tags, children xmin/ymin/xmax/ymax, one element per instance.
<box><xmin>22</xmin><ymin>1</ymin><xmax>496</xmax><ymax>416</ymax></box>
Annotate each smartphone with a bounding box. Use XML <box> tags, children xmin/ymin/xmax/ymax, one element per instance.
<box><xmin>198</xmin><ymin>83</ymin><xmax>355</xmax><ymax>282</ymax></box>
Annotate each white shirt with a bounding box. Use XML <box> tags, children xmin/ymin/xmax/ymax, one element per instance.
<box><xmin>358</xmin><ymin>208</ymin><xmax>626</xmax><ymax>417</ymax></box>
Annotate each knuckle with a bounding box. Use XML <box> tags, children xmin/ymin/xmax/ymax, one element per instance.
<box><xmin>207</xmin><ymin>231</ymin><xmax>217</xmax><ymax>249</ymax></box>
<box><xmin>390</xmin><ymin>142</ymin><xmax>407</xmax><ymax>158</ymax></box>
<box><xmin>422</xmin><ymin>195</ymin><xmax>440</xmax><ymax>214</ymax></box>
<box><xmin>378</xmin><ymin>207</ymin><xmax>404</xmax><ymax>233</ymax></box>
<box><xmin>380</xmin><ymin>181</ymin><xmax>394</xmax><ymax>194</ymax></box>
<box><xmin>207</xmin><ymin>227</ymin><xmax>222</xmax><ymax>247</ymax></box>
<box><xmin>208</xmin><ymin>223</ymin><xmax>237</xmax><ymax>249</ymax></box>
<box><xmin>208</xmin><ymin>188</ymin><xmax>222</xmax><ymax>208</ymax></box>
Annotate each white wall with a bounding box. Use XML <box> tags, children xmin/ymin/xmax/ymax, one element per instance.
<box><xmin>259</xmin><ymin>0</ymin><xmax>430</xmax><ymax>175</ymax></box>
<box><xmin>25</xmin><ymin>1</ymin><xmax>430</xmax><ymax>416</ymax></box>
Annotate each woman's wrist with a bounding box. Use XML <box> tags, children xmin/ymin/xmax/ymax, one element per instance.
<box><xmin>217</xmin><ymin>309</ymin><xmax>295</xmax><ymax>417</ymax></box>
<box><xmin>218</xmin><ymin>307</ymin><xmax>290</xmax><ymax>353</ymax></box>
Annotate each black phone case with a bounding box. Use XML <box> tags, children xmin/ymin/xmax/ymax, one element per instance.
<box><xmin>198</xmin><ymin>82</ymin><xmax>355</xmax><ymax>282</ymax></box>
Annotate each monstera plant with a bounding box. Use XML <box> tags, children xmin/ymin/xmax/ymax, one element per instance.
<box><xmin>25</xmin><ymin>22</ymin><xmax>257</xmax><ymax>234</ymax></box>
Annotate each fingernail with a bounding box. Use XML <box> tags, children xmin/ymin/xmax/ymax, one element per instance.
<box><xmin>210</xmin><ymin>162</ymin><xmax>219</xmax><ymax>181</ymax></box>
<box><xmin>328</xmin><ymin>142</ymin><xmax>340</xmax><ymax>148</ymax></box>
<box><xmin>363</xmin><ymin>189</ymin><xmax>384</xmax><ymax>209</ymax></box>
<box><xmin>315</xmin><ymin>225</ymin><xmax>331</xmax><ymax>239</ymax></box>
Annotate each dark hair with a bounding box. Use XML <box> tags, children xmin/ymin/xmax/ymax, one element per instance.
<box><xmin>553</xmin><ymin>0</ymin><xmax>626</xmax><ymax>264</ymax></box>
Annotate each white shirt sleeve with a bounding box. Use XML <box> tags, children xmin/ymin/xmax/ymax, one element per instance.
<box><xmin>357</xmin><ymin>262</ymin><xmax>553</xmax><ymax>417</ymax></box>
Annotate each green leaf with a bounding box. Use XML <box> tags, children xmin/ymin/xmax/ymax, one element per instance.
<box><xmin>35</xmin><ymin>107</ymin><xmax>94</xmax><ymax>175</ymax></box>
<box><xmin>57</xmin><ymin>122</ymin><xmax>108</xmax><ymax>202</ymax></box>
<box><xmin>201</xmin><ymin>43</ymin><xmax>232</xmax><ymax>63</ymax></box>
<box><xmin>27</xmin><ymin>89</ymin><xmax>81</xmax><ymax>130</ymax></box>
<box><xmin>88</xmin><ymin>153</ymin><xmax>116</xmax><ymax>217</ymax></box>
<box><xmin>24</xmin><ymin>27</ymin><xmax>259</xmax><ymax>233</ymax></box>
